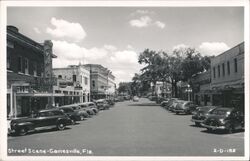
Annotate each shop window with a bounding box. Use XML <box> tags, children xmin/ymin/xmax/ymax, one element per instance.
<box><xmin>7</xmin><ymin>52</ymin><xmax>11</xmax><ymax>70</ymax></box>
<box><xmin>58</xmin><ymin>75</ymin><xmax>62</xmax><ymax>79</ymax></box>
<box><xmin>33</xmin><ymin>62</ymin><xmax>37</xmax><ymax>76</ymax></box>
<box><xmin>92</xmin><ymin>80</ymin><xmax>95</xmax><ymax>88</ymax></box>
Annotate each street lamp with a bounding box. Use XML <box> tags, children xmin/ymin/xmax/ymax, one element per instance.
<box><xmin>186</xmin><ymin>84</ymin><xmax>192</xmax><ymax>101</ymax></box>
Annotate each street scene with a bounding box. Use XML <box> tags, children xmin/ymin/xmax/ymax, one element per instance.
<box><xmin>5</xmin><ymin>4</ymin><xmax>246</xmax><ymax>159</ymax></box>
<box><xmin>8</xmin><ymin>98</ymin><xmax>244</xmax><ymax>156</ymax></box>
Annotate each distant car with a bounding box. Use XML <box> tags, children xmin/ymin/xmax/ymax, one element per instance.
<box><xmin>168</xmin><ymin>99</ymin><xmax>183</xmax><ymax>112</ymax></box>
<box><xmin>156</xmin><ymin>97</ymin><xmax>169</xmax><ymax>104</ymax></box>
<box><xmin>174</xmin><ymin>101</ymin><xmax>198</xmax><ymax>114</ymax></box>
<box><xmin>163</xmin><ymin>98</ymin><xmax>179</xmax><ymax>110</ymax></box>
<box><xmin>61</xmin><ymin>104</ymin><xmax>90</xmax><ymax>119</ymax></box>
<box><xmin>57</xmin><ymin>106</ymin><xmax>82</xmax><ymax>124</ymax></box>
<box><xmin>191</xmin><ymin>106</ymin><xmax>217</xmax><ymax>126</ymax></box>
<box><xmin>77</xmin><ymin>102</ymin><xmax>98</xmax><ymax>115</ymax></box>
<box><xmin>95</xmin><ymin>99</ymin><xmax>110</xmax><ymax>110</ymax></box>
<box><xmin>106</xmin><ymin>99</ymin><xmax>115</xmax><ymax>106</ymax></box>
<box><xmin>201</xmin><ymin>107</ymin><xmax>244</xmax><ymax>133</ymax></box>
<box><xmin>133</xmin><ymin>96</ymin><xmax>139</xmax><ymax>102</ymax></box>
<box><xmin>8</xmin><ymin>109</ymin><xmax>72</xmax><ymax>136</ymax></box>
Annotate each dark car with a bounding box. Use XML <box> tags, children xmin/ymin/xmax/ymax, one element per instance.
<box><xmin>201</xmin><ymin>107</ymin><xmax>244</xmax><ymax>133</ymax></box>
<box><xmin>70</xmin><ymin>105</ymin><xmax>90</xmax><ymax>119</ymax></box>
<box><xmin>106</xmin><ymin>99</ymin><xmax>115</xmax><ymax>106</ymax></box>
<box><xmin>191</xmin><ymin>106</ymin><xmax>217</xmax><ymax>126</ymax></box>
<box><xmin>174</xmin><ymin>101</ymin><xmax>198</xmax><ymax>114</ymax></box>
<box><xmin>9</xmin><ymin>109</ymin><xmax>72</xmax><ymax>136</ymax></box>
<box><xmin>77</xmin><ymin>102</ymin><xmax>98</xmax><ymax>115</ymax></box>
<box><xmin>57</xmin><ymin>107</ymin><xmax>82</xmax><ymax>124</ymax></box>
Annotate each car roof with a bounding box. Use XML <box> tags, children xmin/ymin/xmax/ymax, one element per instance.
<box><xmin>214</xmin><ymin>107</ymin><xmax>234</xmax><ymax>111</ymax></box>
<box><xmin>38</xmin><ymin>108</ymin><xmax>62</xmax><ymax>113</ymax></box>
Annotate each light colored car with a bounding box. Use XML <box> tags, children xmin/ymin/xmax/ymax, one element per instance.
<box><xmin>133</xmin><ymin>96</ymin><xmax>139</xmax><ymax>102</ymax></box>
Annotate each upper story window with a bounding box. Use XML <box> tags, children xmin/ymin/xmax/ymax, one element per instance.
<box><xmin>222</xmin><ymin>63</ymin><xmax>225</xmax><ymax>77</ymax></box>
<box><xmin>7</xmin><ymin>52</ymin><xmax>10</xmax><ymax>70</ymax></box>
<box><xmin>217</xmin><ymin>65</ymin><xmax>220</xmax><ymax>78</ymax></box>
<box><xmin>92</xmin><ymin>80</ymin><xmax>95</xmax><ymax>88</ymax></box>
<box><xmin>18</xmin><ymin>56</ymin><xmax>23</xmax><ymax>73</ymax></box>
<box><xmin>33</xmin><ymin>62</ymin><xmax>37</xmax><ymax>76</ymax></box>
<box><xmin>73</xmin><ymin>75</ymin><xmax>76</xmax><ymax>82</ymax></box>
<box><xmin>58</xmin><ymin>75</ymin><xmax>62</xmax><ymax>79</ymax></box>
<box><xmin>85</xmin><ymin>77</ymin><xmax>88</xmax><ymax>85</ymax></box>
<box><xmin>24</xmin><ymin>58</ymin><xmax>29</xmax><ymax>74</ymax></box>
<box><xmin>227</xmin><ymin>61</ymin><xmax>230</xmax><ymax>75</ymax></box>
<box><xmin>234</xmin><ymin>58</ymin><xmax>238</xmax><ymax>73</ymax></box>
<box><xmin>213</xmin><ymin>67</ymin><xmax>216</xmax><ymax>79</ymax></box>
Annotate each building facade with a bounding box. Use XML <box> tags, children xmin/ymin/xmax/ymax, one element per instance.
<box><xmin>211</xmin><ymin>42</ymin><xmax>244</xmax><ymax>111</ymax></box>
<box><xmin>84</xmin><ymin>64</ymin><xmax>116</xmax><ymax>100</ymax></box>
<box><xmin>52</xmin><ymin>65</ymin><xmax>90</xmax><ymax>106</ymax></box>
<box><xmin>7</xmin><ymin>26</ymin><xmax>57</xmax><ymax>117</ymax></box>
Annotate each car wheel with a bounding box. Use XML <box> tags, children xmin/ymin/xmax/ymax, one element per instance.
<box><xmin>57</xmin><ymin>122</ymin><xmax>65</xmax><ymax>130</ymax></box>
<box><xmin>195</xmin><ymin>122</ymin><xmax>200</xmax><ymax>126</ymax></box>
<box><xmin>227</xmin><ymin>126</ymin><xmax>234</xmax><ymax>134</ymax></box>
<box><xmin>207</xmin><ymin>128</ymin><xmax>212</xmax><ymax>132</ymax></box>
<box><xmin>71</xmin><ymin>119</ymin><xmax>76</xmax><ymax>125</ymax></box>
<box><xmin>176</xmin><ymin>112</ymin><xmax>179</xmax><ymax>115</ymax></box>
<box><xmin>80</xmin><ymin>115</ymin><xmax>84</xmax><ymax>121</ymax></box>
<box><xmin>18</xmin><ymin>127</ymin><xmax>28</xmax><ymax>136</ymax></box>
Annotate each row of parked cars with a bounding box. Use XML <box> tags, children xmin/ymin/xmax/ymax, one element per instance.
<box><xmin>158</xmin><ymin>98</ymin><xmax>245</xmax><ymax>134</ymax></box>
<box><xmin>8</xmin><ymin>99</ymin><xmax>115</xmax><ymax>136</ymax></box>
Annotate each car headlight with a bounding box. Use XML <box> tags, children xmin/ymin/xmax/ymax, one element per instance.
<box><xmin>219</xmin><ymin>119</ymin><xmax>225</xmax><ymax>124</ymax></box>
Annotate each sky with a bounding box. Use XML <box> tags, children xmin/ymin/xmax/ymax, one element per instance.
<box><xmin>7</xmin><ymin>7</ymin><xmax>244</xmax><ymax>83</ymax></box>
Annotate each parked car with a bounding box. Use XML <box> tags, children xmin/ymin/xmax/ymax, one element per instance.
<box><xmin>201</xmin><ymin>107</ymin><xmax>244</xmax><ymax>133</ymax></box>
<box><xmin>60</xmin><ymin>104</ymin><xmax>90</xmax><ymax>119</ymax></box>
<box><xmin>76</xmin><ymin>102</ymin><xmax>98</xmax><ymax>115</ymax></box>
<box><xmin>191</xmin><ymin>106</ymin><xmax>217</xmax><ymax>126</ymax></box>
<box><xmin>57</xmin><ymin>106</ymin><xmax>82</xmax><ymax>124</ymax></box>
<box><xmin>174</xmin><ymin>101</ymin><xmax>198</xmax><ymax>114</ymax></box>
<box><xmin>163</xmin><ymin>98</ymin><xmax>178</xmax><ymax>110</ymax></box>
<box><xmin>156</xmin><ymin>97</ymin><xmax>169</xmax><ymax>104</ymax></box>
<box><xmin>106</xmin><ymin>99</ymin><xmax>115</xmax><ymax>106</ymax></box>
<box><xmin>8</xmin><ymin>109</ymin><xmax>72</xmax><ymax>136</ymax></box>
<box><xmin>133</xmin><ymin>96</ymin><xmax>139</xmax><ymax>102</ymax></box>
<box><xmin>95</xmin><ymin>99</ymin><xmax>110</xmax><ymax>110</ymax></box>
<box><xmin>168</xmin><ymin>99</ymin><xmax>183</xmax><ymax>112</ymax></box>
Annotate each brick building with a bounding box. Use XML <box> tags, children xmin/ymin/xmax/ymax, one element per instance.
<box><xmin>7</xmin><ymin>26</ymin><xmax>57</xmax><ymax>117</ymax></box>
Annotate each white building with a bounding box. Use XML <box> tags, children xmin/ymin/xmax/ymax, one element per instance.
<box><xmin>53</xmin><ymin>65</ymin><xmax>90</xmax><ymax>106</ymax></box>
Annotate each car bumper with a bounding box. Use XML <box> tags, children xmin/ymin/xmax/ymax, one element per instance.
<box><xmin>191</xmin><ymin>119</ymin><xmax>204</xmax><ymax>123</ymax></box>
<box><xmin>201</xmin><ymin>123</ymin><xmax>226</xmax><ymax>130</ymax></box>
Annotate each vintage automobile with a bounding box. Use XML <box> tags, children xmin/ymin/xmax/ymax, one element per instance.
<box><xmin>61</xmin><ymin>104</ymin><xmax>90</xmax><ymax>119</ymax></box>
<box><xmin>95</xmin><ymin>99</ymin><xmax>110</xmax><ymax>110</ymax></box>
<box><xmin>191</xmin><ymin>106</ymin><xmax>217</xmax><ymax>126</ymax></box>
<box><xmin>133</xmin><ymin>96</ymin><xmax>139</xmax><ymax>102</ymax></box>
<box><xmin>106</xmin><ymin>99</ymin><xmax>115</xmax><ymax>106</ymax></box>
<box><xmin>163</xmin><ymin>98</ymin><xmax>179</xmax><ymax>110</ymax></box>
<box><xmin>174</xmin><ymin>101</ymin><xmax>198</xmax><ymax>114</ymax></box>
<box><xmin>57</xmin><ymin>106</ymin><xmax>82</xmax><ymax>124</ymax></box>
<box><xmin>201</xmin><ymin>107</ymin><xmax>244</xmax><ymax>133</ymax></box>
<box><xmin>76</xmin><ymin>102</ymin><xmax>98</xmax><ymax>115</ymax></box>
<box><xmin>9</xmin><ymin>109</ymin><xmax>72</xmax><ymax>136</ymax></box>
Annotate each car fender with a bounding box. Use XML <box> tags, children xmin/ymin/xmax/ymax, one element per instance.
<box><xmin>15</xmin><ymin>122</ymin><xmax>34</xmax><ymax>130</ymax></box>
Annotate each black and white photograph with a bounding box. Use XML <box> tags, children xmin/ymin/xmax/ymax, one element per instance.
<box><xmin>0</xmin><ymin>0</ymin><xmax>249</xmax><ymax>161</ymax></box>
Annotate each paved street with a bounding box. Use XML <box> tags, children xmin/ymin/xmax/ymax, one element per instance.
<box><xmin>8</xmin><ymin>98</ymin><xmax>244</xmax><ymax>156</ymax></box>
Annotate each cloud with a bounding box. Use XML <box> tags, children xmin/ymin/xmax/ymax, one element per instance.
<box><xmin>135</xmin><ymin>10</ymin><xmax>155</xmax><ymax>15</ymax></box>
<box><xmin>52</xmin><ymin>40</ymin><xmax>142</xmax><ymax>83</ymax></box>
<box><xmin>172</xmin><ymin>44</ymin><xmax>190</xmax><ymax>51</ymax></box>
<box><xmin>33</xmin><ymin>27</ymin><xmax>41</xmax><ymax>34</ymax></box>
<box><xmin>129</xmin><ymin>16</ymin><xmax>152</xmax><ymax>28</ymax></box>
<box><xmin>199</xmin><ymin>42</ymin><xmax>230</xmax><ymax>56</ymax></box>
<box><xmin>154</xmin><ymin>21</ymin><xmax>165</xmax><ymax>29</ymax></box>
<box><xmin>46</xmin><ymin>17</ymin><xmax>86</xmax><ymax>42</ymax></box>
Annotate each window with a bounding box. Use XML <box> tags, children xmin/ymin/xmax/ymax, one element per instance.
<box><xmin>222</xmin><ymin>63</ymin><xmax>225</xmax><ymax>77</ymax></box>
<box><xmin>7</xmin><ymin>53</ymin><xmax>10</xmax><ymax>70</ymax></box>
<box><xmin>24</xmin><ymin>58</ymin><xmax>29</xmax><ymax>74</ymax></box>
<box><xmin>33</xmin><ymin>62</ymin><xmax>37</xmax><ymax>76</ymax></box>
<box><xmin>213</xmin><ymin>67</ymin><xmax>216</xmax><ymax>78</ymax></box>
<box><xmin>217</xmin><ymin>65</ymin><xmax>220</xmax><ymax>78</ymax></box>
<box><xmin>234</xmin><ymin>58</ymin><xmax>237</xmax><ymax>73</ymax></box>
<box><xmin>92</xmin><ymin>80</ymin><xmax>95</xmax><ymax>88</ymax></box>
<box><xmin>73</xmin><ymin>75</ymin><xmax>77</xmax><ymax>82</ymax></box>
<box><xmin>85</xmin><ymin>77</ymin><xmax>88</xmax><ymax>85</ymax></box>
<box><xmin>18</xmin><ymin>56</ymin><xmax>23</xmax><ymax>72</ymax></box>
<box><xmin>58</xmin><ymin>75</ymin><xmax>62</xmax><ymax>79</ymax></box>
<box><xmin>227</xmin><ymin>61</ymin><xmax>230</xmax><ymax>75</ymax></box>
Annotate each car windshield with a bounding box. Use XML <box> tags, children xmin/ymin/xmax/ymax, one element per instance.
<box><xmin>211</xmin><ymin>109</ymin><xmax>231</xmax><ymax>115</ymax></box>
